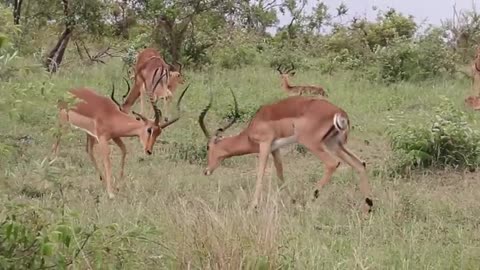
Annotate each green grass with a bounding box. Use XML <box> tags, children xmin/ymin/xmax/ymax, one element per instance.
<box><xmin>1</xmin><ymin>60</ymin><xmax>480</xmax><ymax>269</ymax></box>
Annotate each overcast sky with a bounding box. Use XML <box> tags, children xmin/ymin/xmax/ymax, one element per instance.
<box><xmin>277</xmin><ymin>0</ymin><xmax>479</xmax><ymax>28</ymax></box>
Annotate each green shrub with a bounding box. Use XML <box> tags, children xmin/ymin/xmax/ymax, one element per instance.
<box><xmin>215</xmin><ymin>45</ymin><xmax>256</xmax><ymax>69</ymax></box>
<box><xmin>0</xmin><ymin>203</ymin><xmax>162</xmax><ymax>269</ymax></box>
<box><xmin>387</xmin><ymin>97</ymin><xmax>480</xmax><ymax>176</ymax></box>
<box><xmin>372</xmin><ymin>30</ymin><xmax>456</xmax><ymax>83</ymax></box>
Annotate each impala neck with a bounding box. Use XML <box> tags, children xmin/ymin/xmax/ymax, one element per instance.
<box><xmin>121</xmin><ymin>87</ymin><xmax>140</xmax><ymax>113</ymax></box>
<box><xmin>168</xmin><ymin>80</ymin><xmax>179</xmax><ymax>93</ymax></box>
<box><xmin>281</xmin><ymin>76</ymin><xmax>292</xmax><ymax>92</ymax></box>
<box><xmin>113</xmin><ymin>115</ymin><xmax>146</xmax><ymax>137</ymax></box>
<box><xmin>217</xmin><ymin>131</ymin><xmax>257</xmax><ymax>158</ymax></box>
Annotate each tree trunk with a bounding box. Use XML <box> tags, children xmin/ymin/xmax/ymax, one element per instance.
<box><xmin>13</xmin><ymin>0</ymin><xmax>23</xmax><ymax>25</ymax></box>
<box><xmin>45</xmin><ymin>28</ymin><xmax>73</xmax><ymax>73</ymax></box>
<box><xmin>44</xmin><ymin>0</ymin><xmax>73</xmax><ymax>73</ymax></box>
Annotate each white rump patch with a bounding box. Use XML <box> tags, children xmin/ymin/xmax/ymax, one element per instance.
<box><xmin>333</xmin><ymin>113</ymin><xmax>348</xmax><ymax>131</ymax></box>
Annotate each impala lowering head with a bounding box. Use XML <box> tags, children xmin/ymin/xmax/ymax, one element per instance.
<box><xmin>198</xmin><ymin>88</ymin><xmax>239</xmax><ymax>175</ymax></box>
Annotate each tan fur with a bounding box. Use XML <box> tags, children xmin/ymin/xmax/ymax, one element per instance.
<box><xmin>44</xmin><ymin>85</ymin><xmax>189</xmax><ymax>199</ymax></box>
<box><xmin>122</xmin><ymin>48</ymin><xmax>185</xmax><ymax>118</ymax></box>
<box><xmin>471</xmin><ymin>46</ymin><xmax>480</xmax><ymax>96</ymax></box>
<box><xmin>199</xmin><ymin>94</ymin><xmax>372</xmax><ymax>214</ymax></box>
<box><xmin>276</xmin><ymin>64</ymin><xmax>327</xmax><ymax>97</ymax></box>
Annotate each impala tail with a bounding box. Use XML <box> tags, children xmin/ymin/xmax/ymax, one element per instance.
<box><xmin>333</xmin><ymin>113</ymin><xmax>349</xmax><ymax>132</ymax></box>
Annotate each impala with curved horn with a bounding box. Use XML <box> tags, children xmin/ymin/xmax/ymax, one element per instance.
<box><xmin>43</xmin><ymin>68</ymin><xmax>191</xmax><ymax>199</ymax></box>
<box><xmin>198</xmin><ymin>89</ymin><xmax>373</xmax><ymax>213</ymax></box>
<box><xmin>121</xmin><ymin>48</ymin><xmax>185</xmax><ymax>119</ymax></box>
<box><xmin>276</xmin><ymin>63</ymin><xmax>327</xmax><ymax>97</ymax></box>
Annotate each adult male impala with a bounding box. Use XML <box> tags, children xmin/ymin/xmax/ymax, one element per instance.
<box><xmin>276</xmin><ymin>64</ymin><xmax>327</xmax><ymax>97</ymax></box>
<box><xmin>121</xmin><ymin>47</ymin><xmax>185</xmax><ymax>117</ymax></box>
<box><xmin>44</xmin><ymin>69</ymin><xmax>191</xmax><ymax>199</ymax></box>
<box><xmin>198</xmin><ymin>90</ymin><xmax>373</xmax><ymax>213</ymax></box>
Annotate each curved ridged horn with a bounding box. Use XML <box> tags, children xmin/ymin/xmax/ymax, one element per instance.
<box><xmin>286</xmin><ymin>63</ymin><xmax>295</xmax><ymax>74</ymax></box>
<box><xmin>198</xmin><ymin>90</ymin><xmax>213</xmax><ymax>139</ymax></box>
<box><xmin>149</xmin><ymin>67</ymin><xmax>168</xmax><ymax>125</ymax></box>
<box><xmin>215</xmin><ymin>88</ymin><xmax>239</xmax><ymax>136</ymax></box>
<box><xmin>110</xmin><ymin>82</ymin><xmax>121</xmax><ymax>108</ymax></box>
<box><xmin>159</xmin><ymin>84</ymin><xmax>192</xmax><ymax>129</ymax></box>
<box><xmin>276</xmin><ymin>64</ymin><xmax>284</xmax><ymax>74</ymax></box>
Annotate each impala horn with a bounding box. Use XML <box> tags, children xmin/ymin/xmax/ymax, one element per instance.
<box><xmin>285</xmin><ymin>63</ymin><xmax>295</xmax><ymax>74</ymax></box>
<box><xmin>198</xmin><ymin>89</ymin><xmax>213</xmax><ymax>139</ymax></box>
<box><xmin>160</xmin><ymin>83</ymin><xmax>192</xmax><ymax>129</ymax></box>
<box><xmin>276</xmin><ymin>64</ymin><xmax>284</xmax><ymax>74</ymax></box>
<box><xmin>215</xmin><ymin>88</ymin><xmax>239</xmax><ymax>136</ymax></box>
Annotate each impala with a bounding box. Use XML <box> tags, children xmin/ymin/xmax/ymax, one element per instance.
<box><xmin>471</xmin><ymin>46</ymin><xmax>480</xmax><ymax>96</ymax></box>
<box><xmin>44</xmin><ymin>68</ymin><xmax>191</xmax><ymax>199</ymax></box>
<box><xmin>276</xmin><ymin>64</ymin><xmax>327</xmax><ymax>97</ymax></box>
<box><xmin>198</xmin><ymin>90</ymin><xmax>373</xmax><ymax>213</ymax></box>
<box><xmin>121</xmin><ymin>47</ymin><xmax>185</xmax><ymax>118</ymax></box>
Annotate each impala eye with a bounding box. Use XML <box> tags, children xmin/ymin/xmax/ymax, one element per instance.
<box><xmin>147</xmin><ymin>127</ymin><xmax>152</xmax><ymax>134</ymax></box>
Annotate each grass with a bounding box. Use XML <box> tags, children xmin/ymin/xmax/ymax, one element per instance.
<box><xmin>1</xmin><ymin>60</ymin><xmax>480</xmax><ymax>269</ymax></box>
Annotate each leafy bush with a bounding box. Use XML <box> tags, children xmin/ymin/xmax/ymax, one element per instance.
<box><xmin>0</xmin><ymin>203</ymin><xmax>161</xmax><ymax>269</ymax></box>
<box><xmin>372</xmin><ymin>31</ymin><xmax>456</xmax><ymax>83</ymax></box>
<box><xmin>215</xmin><ymin>45</ymin><xmax>256</xmax><ymax>69</ymax></box>
<box><xmin>387</xmin><ymin>97</ymin><xmax>480</xmax><ymax>176</ymax></box>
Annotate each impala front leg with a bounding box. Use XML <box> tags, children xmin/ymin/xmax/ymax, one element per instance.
<box><xmin>250</xmin><ymin>142</ymin><xmax>272</xmax><ymax>211</ymax></box>
<box><xmin>86</xmin><ymin>134</ymin><xmax>103</xmax><ymax>181</ymax></box>
<box><xmin>98</xmin><ymin>137</ymin><xmax>115</xmax><ymax>199</ymax></box>
<box><xmin>113</xmin><ymin>137</ymin><xmax>127</xmax><ymax>180</ymax></box>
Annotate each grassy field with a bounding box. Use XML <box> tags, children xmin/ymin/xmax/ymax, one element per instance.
<box><xmin>1</xmin><ymin>61</ymin><xmax>480</xmax><ymax>269</ymax></box>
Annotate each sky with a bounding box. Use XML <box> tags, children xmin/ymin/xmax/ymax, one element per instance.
<box><xmin>276</xmin><ymin>0</ymin><xmax>479</xmax><ymax>29</ymax></box>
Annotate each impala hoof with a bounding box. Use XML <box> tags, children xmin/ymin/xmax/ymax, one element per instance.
<box><xmin>365</xmin><ymin>198</ymin><xmax>373</xmax><ymax>213</ymax></box>
<box><xmin>313</xmin><ymin>189</ymin><xmax>320</xmax><ymax>199</ymax></box>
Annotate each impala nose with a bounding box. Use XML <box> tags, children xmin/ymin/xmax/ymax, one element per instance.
<box><xmin>146</xmin><ymin>150</ymin><xmax>152</xmax><ymax>155</ymax></box>
<box><xmin>204</xmin><ymin>169</ymin><xmax>211</xmax><ymax>176</ymax></box>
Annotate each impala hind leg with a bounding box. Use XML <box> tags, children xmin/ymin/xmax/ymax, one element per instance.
<box><xmin>304</xmin><ymin>145</ymin><xmax>341</xmax><ymax>199</ymax></box>
<box><xmin>86</xmin><ymin>134</ymin><xmax>103</xmax><ymax>181</ymax></box>
<box><xmin>250</xmin><ymin>143</ymin><xmax>272</xmax><ymax>211</ymax></box>
<box><xmin>324</xmin><ymin>140</ymin><xmax>373</xmax><ymax>213</ymax></box>
<box><xmin>271</xmin><ymin>150</ymin><xmax>284</xmax><ymax>185</ymax></box>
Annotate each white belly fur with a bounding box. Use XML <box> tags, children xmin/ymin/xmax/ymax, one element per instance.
<box><xmin>271</xmin><ymin>135</ymin><xmax>297</xmax><ymax>151</ymax></box>
<box><xmin>70</xmin><ymin>124</ymin><xmax>99</xmax><ymax>142</ymax></box>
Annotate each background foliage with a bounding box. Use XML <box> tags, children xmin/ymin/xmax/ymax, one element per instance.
<box><xmin>2</xmin><ymin>0</ymin><xmax>480</xmax><ymax>268</ymax></box>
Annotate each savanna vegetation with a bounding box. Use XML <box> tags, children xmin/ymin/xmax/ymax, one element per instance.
<box><xmin>1</xmin><ymin>0</ymin><xmax>480</xmax><ymax>269</ymax></box>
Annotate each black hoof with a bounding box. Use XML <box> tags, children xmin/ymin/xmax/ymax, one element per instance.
<box><xmin>313</xmin><ymin>189</ymin><xmax>320</xmax><ymax>199</ymax></box>
<box><xmin>164</xmin><ymin>117</ymin><xmax>169</xmax><ymax>122</ymax></box>
<box><xmin>365</xmin><ymin>198</ymin><xmax>373</xmax><ymax>213</ymax></box>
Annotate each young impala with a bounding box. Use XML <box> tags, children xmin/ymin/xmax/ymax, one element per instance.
<box><xmin>198</xmin><ymin>90</ymin><xmax>373</xmax><ymax>213</ymax></box>
<box><xmin>276</xmin><ymin>64</ymin><xmax>327</xmax><ymax>97</ymax></box>
<box><xmin>121</xmin><ymin>47</ymin><xmax>185</xmax><ymax>118</ymax></box>
<box><xmin>44</xmin><ymin>68</ymin><xmax>191</xmax><ymax>199</ymax></box>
